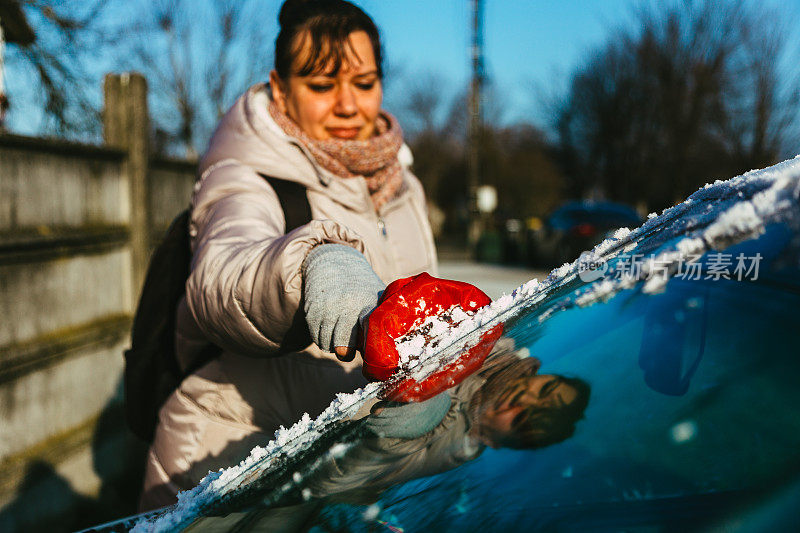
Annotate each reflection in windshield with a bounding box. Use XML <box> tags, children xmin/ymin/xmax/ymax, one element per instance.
<box><xmin>181</xmin><ymin>349</ymin><xmax>591</xmax><ymax>530</ymax></box>
<box><xmin>318</xmin><ymin>350</ymin><xmax>589</xmax><ymax>491</ymax></box>
<box><xmin>638</xmin><ymin>286</ymin><xmax>708</xmax><ymax>396</ymax></box>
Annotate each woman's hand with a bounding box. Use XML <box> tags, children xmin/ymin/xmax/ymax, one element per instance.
<box><xmin>334</xmin><ymin>345</ymin><xmax>357</xmax><ymax>362</ymax></box>
<box><xmin>302</xmin><ymin>244</ymin><xmax>384</xmax><ymax>361</ymax></box>
<box><xmin>365</xmin><ymin>392</ymin><xmax>452</xmax><ymax>439</ymax></box>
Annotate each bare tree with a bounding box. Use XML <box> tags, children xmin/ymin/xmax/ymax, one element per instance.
<box><xmin>118</xmin><ymin>0</ymin><xmax>274</xmax><ymax>157</ymax></box>
<box><xmin>556</xmin><ymin>0</ymin><xmax>799</xmax><ymax>211</ymax></box>
<box><xmin>401</xmin><ymin>72</ymin><xmax>563</xmax><ymax>238</ymax></box>
<box><xmin>724</xmin><ymin>3</ymin><xmax>800</xmax><ymax>168</ymax></box>
<box><xmin>399</xmin><ymin>70</ymin><xmax>448</xmax><ymax>138</ymax></box>
<box><xmin>2</xmin><ymin>0</ymin><xmax>111</xmax><ymax>137</ymax></box>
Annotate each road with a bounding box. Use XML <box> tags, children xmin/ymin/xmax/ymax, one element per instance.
<box><xmin>437</xmin><ymin>261</ymin><xmax>549</xmax><ymax>300</ymax></box>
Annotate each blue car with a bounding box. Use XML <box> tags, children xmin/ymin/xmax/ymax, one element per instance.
<box><xmin>87</xmin><ymin>158</ymin><xmax>800</xmax><ymax>532</ymax></box>
<box><xmin>529</xmin><ymin>200</ymin><xmax>644</xmax><ymax>267</ymax></box>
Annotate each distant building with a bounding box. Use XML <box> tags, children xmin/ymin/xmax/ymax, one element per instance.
<box><xmin>0</xmin><ymin>0</ymin><xmax>36</xmax><ymax>127</ymax></box>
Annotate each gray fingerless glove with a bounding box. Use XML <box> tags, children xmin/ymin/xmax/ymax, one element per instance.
<box><xmin>364</xmin><ymin>392</ymin><xmax>452</xmax><ymax>439</ymax></box>
<box><xmin>302</xmin><ymin>244</ymin><xmax>385</xmax><ymax>353</ymax></box>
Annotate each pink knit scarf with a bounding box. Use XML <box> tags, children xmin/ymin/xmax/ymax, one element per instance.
<box><xmin>268</xmin><ymin>100</ymin><xmax>405</xmax><ymax>210</ymax></box>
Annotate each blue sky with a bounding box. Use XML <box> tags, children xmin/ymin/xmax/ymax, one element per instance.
<box><xmin>353</xmin><ymin>0</ymin><xmax>800</xmax><ymax>127</ymax></box>
<box><xmin>5</xmin><ymin>0</ymin><xmax>800</xmax><ymax>137</ymax></box>
<box><xmin>358</xmin><ymin>0</ymin><xmax>639</xmax><ymax>123</ymax></box>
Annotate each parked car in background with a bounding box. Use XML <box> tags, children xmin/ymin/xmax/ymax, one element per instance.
<box><xmin>528</xmin><ymin>200</ymin><xmax>643</xmax><ymax>267</ymax></box>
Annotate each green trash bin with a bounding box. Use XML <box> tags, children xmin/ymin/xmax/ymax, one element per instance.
<box><xmin>475</xmin><ymin>231</ymin><xmax>503</xmax><ymax>263</ymax></box>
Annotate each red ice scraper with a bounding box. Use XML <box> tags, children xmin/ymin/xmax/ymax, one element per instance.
<box><xmin>362</xmin><ymin>272</ymin><xmax>504</xmax><ymax>402</ymax></box>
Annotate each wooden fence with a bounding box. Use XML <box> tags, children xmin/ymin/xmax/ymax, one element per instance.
<box><xmin>0</xmin><ymin>73</ymin><xmax>196</xmax><ymax>531</ymax></box>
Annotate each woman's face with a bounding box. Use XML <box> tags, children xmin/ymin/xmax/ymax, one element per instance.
<box><xmin>478</xmin><ymin>375</ymin><xmax>578</xmax><ymax>448</ymax></box>
<box><xmin>270</xmin><ymin>30</ymin><xmax>383</xmax><ymax>141</ymax></box>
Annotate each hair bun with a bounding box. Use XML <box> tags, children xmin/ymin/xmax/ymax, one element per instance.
<box><xmin>278</xmin><ymin>0</ymin><xmax>335</xmax><ymax>28</ymax></box>
<box><xmin>273</xmin><ymin>0</ymin><xmax>382</xmax><ymax>79</ymax></box>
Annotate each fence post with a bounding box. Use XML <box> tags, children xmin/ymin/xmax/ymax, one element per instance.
<box><xmin>103</xmin><ymin>72</ymin><xmax>150</xmax><ymax>295</ymax></box>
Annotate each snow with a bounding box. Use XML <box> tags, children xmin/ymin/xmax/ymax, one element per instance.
<box><xmin>329</xmin><ymin>443</ymin><xmax>350</xmax><ymax>458</ymax></box>
<box><xmin>363</xmin><ymin>503</ymin><xmax>382</xmax><ymax>521</ymax></box>
<box><xmin>576</xmin><ymin>279</ymin><xmax>617</xmax><ymax>305</ymax></box>
<box><xmin>132</xmin><ymin>384</ymin><xmax>380</xmax><ymax>532</ymax></box>
<box><xmin>670</xmin><ymin>420</ymin><xmax>698</xmax><ymax>444</ymax></box>
<box><xmin>593</xmin><ymin>227</ymin><xmax>633</xmax><ymax>257</ymax></box>
<box><xmin>574</xmin><ymin>156</ymin><xmax>800</xmax><ymax>303</ymax></box>
<box><xmin>675</xmin><ymin>236</ymin><xmax>704</xmax><ymax>256</ymax></box>
<box><xmin>395</xmin><ymin>304</ymin><xmax>487</xmax><ymax>368</ymax></box>
<box><xmin>704</xmin><ymin>201</ymin><xmax>763</xmax><ymax>244</ymax></box>
<box><xmin>133</xmin><ymin>156</ymin><xmax>800</xmax><ymax>531</ymax></box>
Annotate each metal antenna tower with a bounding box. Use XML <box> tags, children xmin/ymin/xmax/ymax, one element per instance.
<box><xmin>467</xmin><ymin>0</ymin><xmax>485</xmax><ymax>248</ymax></box>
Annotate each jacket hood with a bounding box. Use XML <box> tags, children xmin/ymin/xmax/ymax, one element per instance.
<box><xmin>199</xmin><ymin>83</ymin><xmax>325</xmax><ymax>188</ymax></box>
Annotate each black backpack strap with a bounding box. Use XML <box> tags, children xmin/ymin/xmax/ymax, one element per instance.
<box><xmin>259</xmin><ymin>174</ymin><xmax>312</xmax><ymax>232</ymax></box>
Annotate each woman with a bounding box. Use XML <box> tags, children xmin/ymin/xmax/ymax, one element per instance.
<box><xmin>139</xmin><ymin>0</ymin><xmax>437</xmax><ymax>510</ymax></box>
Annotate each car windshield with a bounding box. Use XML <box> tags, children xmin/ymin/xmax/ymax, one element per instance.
<box><xmin>90</xmin><ymin>159</ymin><xmax>800</xmax><ymax>532</ymax></box>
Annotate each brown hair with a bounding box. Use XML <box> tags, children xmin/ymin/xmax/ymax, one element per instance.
<box><xmin>502</xmin><ymin>376</ymin><xmax>591</xmax><ymax>450</ymax></box>
<box><xmin>274</xmin><ymin>0</ymin><xmax>383</xmax><ymax>79</ymax></box>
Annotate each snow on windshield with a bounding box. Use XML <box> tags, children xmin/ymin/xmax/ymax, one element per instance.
<box><xmin>133</xmin><ymin>155</ymin><xmax>800</xmax><ymax>532</ymax></box>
